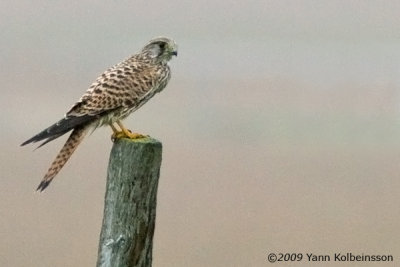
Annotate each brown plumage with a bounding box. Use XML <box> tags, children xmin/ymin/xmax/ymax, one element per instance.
<box><xmin>21</xmin><ymin>37</ymin><xmax>178</xmax><ymax>191</ymax></box>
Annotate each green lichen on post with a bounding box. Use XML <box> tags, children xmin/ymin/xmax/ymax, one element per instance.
<box><xmin>97</xmin><ymin>137</ymin><xmax>162</xmax><ymax>267</ymax></box>
<box><xmin>120</xmin><ymin>136</ymin><xmax>159</xmax><ymax>144</ymax></box>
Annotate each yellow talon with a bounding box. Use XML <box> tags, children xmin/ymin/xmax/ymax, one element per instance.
<box><xmin>111</xmin><ymin>130</ymin><xmax>146</xmax><ymax>140</ymax></box>
<box><xmin>110</xmin><ymin>120</ymin><xmax>147</xmax><ymax>141</ymax></box>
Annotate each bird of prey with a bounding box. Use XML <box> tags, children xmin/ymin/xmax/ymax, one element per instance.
<box><xmin>21</xmin><ymin>37</ymin><xmax>178</xmax><ymax>191</ymax></box>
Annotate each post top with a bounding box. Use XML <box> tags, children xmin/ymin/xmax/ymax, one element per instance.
<box><xmin>114</xmin><ymin>136</ymin><xmax>162</xmax><ymax>145</ymax></box>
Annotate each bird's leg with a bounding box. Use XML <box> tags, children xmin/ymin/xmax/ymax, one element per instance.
<box><xmin>111</xmin><ymin>120</ymin><xmax>146</xmax><ymax>140</ymax></box>
<box><xmin>117</xmin><ymin>121</ymin><xmax>146</xmax><ymax>139</ymax></box>
<box><xmin>109</xmin><ymin>123</ymin><xmax>120</xmax><ymax>142</ymax></box>
<box><xmin>110</xmin><ymin>123</ymin><xmax>118</xmax><ymax>133</ymax></box>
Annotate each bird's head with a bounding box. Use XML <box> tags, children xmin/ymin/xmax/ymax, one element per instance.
<box><xmin>141</xmin><ymin>37</ymin><xmax>178</xmax><ymax>64</ymax></box>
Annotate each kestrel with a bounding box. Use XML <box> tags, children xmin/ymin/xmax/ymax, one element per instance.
<box><xmin>21</xmin><ymin>37</ymin><xmax>178</xmax><ymax>191</ymax></box>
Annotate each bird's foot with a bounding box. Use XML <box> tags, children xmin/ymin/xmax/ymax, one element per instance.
<box><xmin>111</xmin><ymin>130</ymin><xmax>147</xmax><ymax>141</ymax></box>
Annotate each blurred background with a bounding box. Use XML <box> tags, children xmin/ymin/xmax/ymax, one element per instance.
<box><xmin>1</xmin><ymin>1</ymin><xmax>400</xmax><ymax>266</ymax></box>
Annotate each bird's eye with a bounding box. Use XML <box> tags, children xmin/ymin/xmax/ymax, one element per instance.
<box><xmin>159</xmin><ymin>42</ymin><xmax>166</xmax><ymax>50</ymax></box>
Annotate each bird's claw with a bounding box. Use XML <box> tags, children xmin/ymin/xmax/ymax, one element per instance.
<box><xmin>111</xmin><ymin>130</ymin><xmax>147</xmax><ymax>142</ymax></box>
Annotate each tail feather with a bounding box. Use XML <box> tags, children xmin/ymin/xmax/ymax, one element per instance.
<box><xmin>36</xmin><ymin>126</ymin><xmax>89</xmax><ymax>191</ymax></box>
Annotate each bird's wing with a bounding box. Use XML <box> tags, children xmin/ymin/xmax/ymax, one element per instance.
<box><xmin>20</xmin><ymin>83</ymin><xmax>121</xmax><ymax>148</ymax></box>
<box><xmin>21</xmin><ymin>114</ymin><xmax>99</xmax><ymax>147</ymax></box>
<box><xmin>66</xmin><ymin>63</ymin><xmax>164</xmax><ymax>117</ymax></box>
<box><xmin>22</xmin><ymin>61</ymin><xmax>163</xmax><ymax>147</ymax></box>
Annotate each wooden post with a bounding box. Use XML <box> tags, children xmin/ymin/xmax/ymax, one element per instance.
<box><xmin>97</xmin><ymin>137</ymin><xmax>162</xmax><ymax>267</ymax></box>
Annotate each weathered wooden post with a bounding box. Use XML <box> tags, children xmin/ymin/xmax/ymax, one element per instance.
<box><xmin>97</xmin><ymin>137</ymin><xmax>162</xmax><ymax>267</ymax></box>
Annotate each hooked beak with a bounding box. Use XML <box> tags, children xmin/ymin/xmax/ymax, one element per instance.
<box><xmin>171</xmin><ymin>51</ymin><xmax>178</xmax><ymax>56</ymax></box>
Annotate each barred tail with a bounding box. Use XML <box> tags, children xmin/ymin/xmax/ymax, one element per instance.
<box><xmin>36</xmin><ymin>126</ymin><xmax>89</xmax><ymax>191</ymax></box>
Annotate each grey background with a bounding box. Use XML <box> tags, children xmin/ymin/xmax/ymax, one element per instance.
<box><xmin>1</xmin><ymin>1</ymin><xmax>400</xmax><ymax>266</ymax></box>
